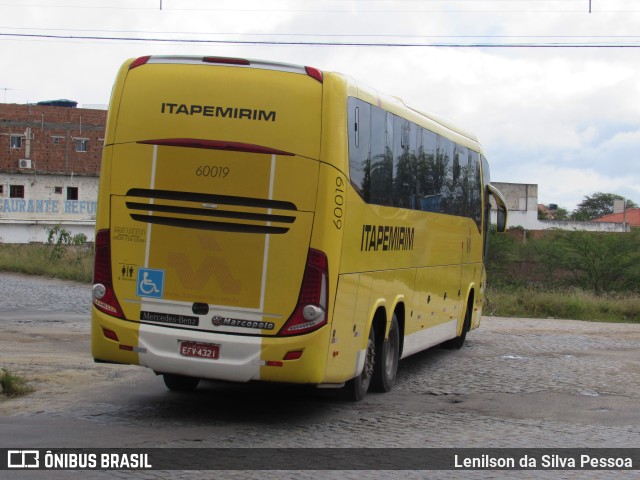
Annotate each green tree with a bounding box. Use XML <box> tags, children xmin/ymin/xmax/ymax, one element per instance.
<box><xmin>538</xmin><ymin>206</ymin><xmax>549</xmax><ymax>220</ymax></box>
<box><xmin>571</xmin><ymin>192</ymin><xmax>638</xmax><ymax>221</ymax></box>
<box><xmin>554</xmin><ymin>207</ymin><xmax>570</xmax><ymax>220</ymax></box>
<box><xmin>538</xmin><ymin>205</ymin><xmax>570</xmax><ymax>220</ymax></box>
<box><xmin>485</xmin><ymin>227</ymin><xmax>523</xmax><ymax>286</ymax></box>
<box><xmin>538</xmin><ymin>230</ymin><xmax>640</xmax><ymax>294</ymax></box>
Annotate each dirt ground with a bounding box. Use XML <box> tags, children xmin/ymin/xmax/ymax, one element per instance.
<box><xmin>0</xmin><ymin>309</ymin><xmax>144</xmax><ymax>416</ymax></box>
<box><xmin>2</xmin><ymin>307</ymin><xmax>640</xmax><ymax>428</ymax></box>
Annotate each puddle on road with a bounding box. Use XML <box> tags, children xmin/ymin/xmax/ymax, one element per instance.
<box><xmin>579</xmin><ymin>390</ymin><xmax>600</xmax><ymax>397</ymax></box>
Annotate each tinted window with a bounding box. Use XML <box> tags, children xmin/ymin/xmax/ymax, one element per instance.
<box><xmin>348</xmin><ymin>97</ymin><xmax>483</xmax><ymax>227</ymax></box>
<box><xmin>348</xmin><ymin>98</ymin><xmax>370</xmax><ymax>200</ymax></box>
<box><xmin>369</xmin><ymin>107</ymin><xmax>393</xmax><ymax>206</ymax></box>
<box><xmin>463</xmin><ymin>150</ymin><xmax>482</xmax><ymax>228</ymax></box>
<box><xmin>394</xmin><ymin>116</ymin><xmax>414</xmax><ymax>209</ymax></box>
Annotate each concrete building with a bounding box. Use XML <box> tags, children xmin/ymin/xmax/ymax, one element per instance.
<box><xmin>0</xmin><ymin>101</ymin><xmax>106</xmax><ymax>243</ymax></box>
<box><xmin>490</xmin><ymin>182</ymin><xmax>628</xmax><ymax>233</ymax></box>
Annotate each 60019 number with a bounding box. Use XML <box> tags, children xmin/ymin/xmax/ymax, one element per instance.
<box><xmin>333</xmin><ymin>176</ymin><xmax>345</xmax><ymax>229</ymax></box>
<box><xmin>195</xmin><ymin>165</ymin><xmax>230</xmax><ymax>178</ymax></box>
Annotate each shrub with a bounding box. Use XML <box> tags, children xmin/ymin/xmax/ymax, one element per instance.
<box><xmin>0</xmin><ymin>368</ymin><xmax>33</xmax><ymax>397</ymax></box>
<box><xmin>46</xmin><ymin>225</ymin><xmax>88</xmax><ymax>261</ymax></box>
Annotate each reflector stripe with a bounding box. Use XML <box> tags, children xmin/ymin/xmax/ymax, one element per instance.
<box><xmin>260</xmin><ymin>154</ymin><xmax>277</xmax><ymax>312</ymax></box>
<box><xmin>143</xmin><ymin>145</ymin><xmax>158</xmax><ymax>268</ymax></box>
<box><xmin>265</xmin><ymin>361</ymin><xmax>283</xmax><ymax>367</ymax></box>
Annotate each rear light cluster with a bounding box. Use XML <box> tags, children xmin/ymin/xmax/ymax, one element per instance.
<box><xmin>92</xmin><ymin>229</ymin><xmax>124</xmax><ymax>318</ymax></box>
<box><xmin>279</xmin><ymin>249</ymin><xmax>329</xmax><ymax>336</ymax></box>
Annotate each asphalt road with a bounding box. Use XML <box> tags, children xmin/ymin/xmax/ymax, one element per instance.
<box><xmin>0</xmin><ymin>272</ymin><xmax>639</xmax><ymax>479</ymax></box>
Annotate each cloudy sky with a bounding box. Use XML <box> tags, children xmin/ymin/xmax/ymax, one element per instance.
<box><xmin>1</xmin><ymin>0</ymin><xmax>639</xmax><ymax>210</ymax></box>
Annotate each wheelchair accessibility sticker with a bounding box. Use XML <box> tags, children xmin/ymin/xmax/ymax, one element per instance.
<box><xmin>137</xmin><ymin>268</ymin><xmax>165</xmax><ymax>299</ymax></box>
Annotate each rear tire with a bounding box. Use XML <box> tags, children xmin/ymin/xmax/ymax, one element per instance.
<box><xmin>163</xmin><ymin>373</ymin><xmax>200</xmax><ymax>391</ymax></box>
<box><xmin>443</xmin><ymin>302</ymin><xmax>471</xmax><ymax>350</ymax></box>
<box><xmin>371</xmin><ymin>314</ymin><xmax>400</xmax><ymax>392</ymax></box>
<box><xmin>340</xmin><ymin>325</ymin><xmax>375</xmax><ymax>401</ymax></box>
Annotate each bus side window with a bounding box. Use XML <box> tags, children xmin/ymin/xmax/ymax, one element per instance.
<box><xmin>348</xmin><ymin>98</ymin><xmax>371</xmax><ymax>200</ymax></box>
<box><xmin>417</xmin><ymin>128</ymin><xmax>438</xmax><ymax>212</ymax></box>
<box><xmin>394</xmin><ymin>117</ymin><xmax>416</xmax><ymax>209</ymax></box>
<box><xmin>355</xmin><ymin>106</ymin><xmax>359</xmax><ymax>148</ymax></box>
<box><xmin>468</xmin><ymin>150</ymin><xmax>482</xmax><ymax>231</ymax></box>
<box><xmin>369</xmin><ymin>106</ymin><xmax>392</xmax><ymax>206</ymax></box>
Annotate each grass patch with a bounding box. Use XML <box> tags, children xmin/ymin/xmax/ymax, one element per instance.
<box><xmin>0</xmin><ymin>243</ymin><xmax>93</xmax><ymax>283</ymax></box>
<box><xmin>486</xmin><ymin>286</ymin><xmax>640</xmax><ymax>323</ymax></box>
<box><xmin>0</xmin><ymin>368</ymin><xmax>33</xmax><ymax>397</ymax></box>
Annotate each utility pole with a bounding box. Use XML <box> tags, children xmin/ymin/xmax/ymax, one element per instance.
<box><xmin>1</xmin><ymin>87</ymin><xmax>13</xmax><ymax>103</ymax></box>
<box><xmin>589</xmin><ymin>0</ymin><xmax>592</xmax><ymax>13</ymax></box>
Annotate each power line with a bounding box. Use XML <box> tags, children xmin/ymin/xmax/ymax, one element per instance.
<box><xmin>2</xmin><ymin>31</ymin><xmax>640</xmax><ymax>47</ymax></box>
<box><xmin>4</xmin><ymin>25</ymin><xmax>640</xmax><ymax>42</ymax></box>
<box><xmin>0</xmin><ymin>1</ymin><xmax>636</xmax><ymax>13</ymax></box>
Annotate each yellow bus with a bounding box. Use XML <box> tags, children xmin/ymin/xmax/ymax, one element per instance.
<box><xmin>92</xmin><ymin>55</ymin><xmax>507</xmax><ymax>400</ymax></box>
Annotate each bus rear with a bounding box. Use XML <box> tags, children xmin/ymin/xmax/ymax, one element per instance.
<box><xmin>92</xmin><ymin>56</ymin><xmax>335</xmax><ymax>389</ymax></box>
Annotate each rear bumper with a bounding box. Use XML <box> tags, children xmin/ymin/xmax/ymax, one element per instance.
<box><xmin>92</xmin><ymin>308</ymin><xmax>332</xmax><ymax>384</ymax></box>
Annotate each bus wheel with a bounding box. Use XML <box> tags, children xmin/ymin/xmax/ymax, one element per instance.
<box><xmin>443</xmin><ymin>304</ymin><xmax>471</xmax><ymax>350</ymax></box>
<box><xmin>371</xmin><ymin>314</ymin><xmax>400</xmax><ymax>392</ymax></box>
<box><xmin>340</xmin><ymin>326</ymin><xmax>375</xmax><ymax>401</ymax></box>
<box><xmin>162</xmin><ymin>373</ymin><xmax>200</xmax><ymax>392</ymax></box>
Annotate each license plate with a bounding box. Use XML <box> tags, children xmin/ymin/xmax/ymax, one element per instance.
<box><xmin>179</xmin><ymin>341</ymin><xmax>220</xmax><ymax>360</ymax></box>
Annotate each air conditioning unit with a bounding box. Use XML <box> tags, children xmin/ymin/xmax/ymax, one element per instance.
<box><xmin>18</xmin><ymin>159</ymin><xmax>32</xmax><ymax>169</ymax></box>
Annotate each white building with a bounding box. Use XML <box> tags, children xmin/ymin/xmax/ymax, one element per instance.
<box><xmin>0</xmin><ymin>101</ymin><xmax>105</xmax><ymax>243</ymax></box>
<box><xmin>0</xmin><ymin>172</ymin><xmax>98</xmax><ymax>243</ymax></box>
<box><xmin>490</xmin><ymin>182</ymin><xmax>628</xmax><ymax>233</ymax></box>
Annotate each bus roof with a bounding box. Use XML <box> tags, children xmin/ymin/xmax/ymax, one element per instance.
<box><xmin>122</xmin><ymin>55</ymin><xmax>483</xmax><ymax>153</ymax></box>
<box><xmin>128</xmin><ymin>55</ymin><xmax>324</xmax><ymax>83</ymax></box>
<box><xmin>335</xmin><ymin>72</ymin><xmax>482</xmax><ymax>152</ymax></box>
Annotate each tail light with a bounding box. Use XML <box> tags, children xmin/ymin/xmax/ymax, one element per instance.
<box><xmin>305</xmin><ymin>66</ymin><xmax>323</xmax><ymax>83</ymax></box>
<box><xmin>92</xmin><ymin>229</ymin><xmax>124</xmax><ymax>318</ymax></box>
<box><xmin>129</xmin><ymin>56</ymin><xmax>151</xmax><ymax>70</ymax></box>
<box><xmin>203</xmin><ymin>56</ymin><xmax>250</xmax><ymax>66</ymax></box>
<box><xmin>278</xmin><ymin>249</ymin><xmax>328</xmax><ymax>336</ymax></box>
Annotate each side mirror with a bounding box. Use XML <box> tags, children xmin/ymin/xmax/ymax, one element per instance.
<box><xmin>496</xmin><ymin>208</ymin><xmax>507</xmax><ymax>233</ymax></box>
<box><xmin>488</xmin><ymin>184</ymin><xmax>508</xmax><ymax>233</ymax></box>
